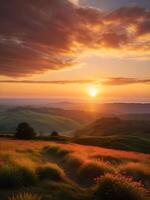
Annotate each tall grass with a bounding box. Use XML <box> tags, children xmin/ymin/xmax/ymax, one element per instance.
<box><xmin>36</xmin><ymin>163</ymin><xmax>65</xmax><ymax>181</ymax></box>
<box><xmin>119</xmin><ymin>162</ymin><xmax>150</xmax><ymax>188</ymax></box>
<box><xmin>44</xmin><ymin>145</ymin><xmax>72</xmax><ymax>158</ymax></box>
<box><xmin>77</xmin><ymin>161</ymin><xmax>114</xmax><ymax>186</ymax></box>
<box><xmin>63</xmin><ymin>153</ymin><xmax>85</xmax><ymax>171</ymax></box>
<box><xmin>0</xmin><ymin>139</ymin><xmax>149</xmax><ymax>200</ymax></box>
<box><xmin>91</xmin><ymin>154</ymin><xmax>126</xmax><ymax>165</ymax></box>
<box><xmin>9</xmin><ymin>193</ymin><xmax>42</xmax><ymax>200</ymax></box>
<box><xmin>0</xmin><ymin>165</ymin><xmax>37</xmax><ymax>188</ymax></box>
<box><xmin>93</xmin><ymin>174</ymin><xmax>149</xmax><ymax>200</ymax></box>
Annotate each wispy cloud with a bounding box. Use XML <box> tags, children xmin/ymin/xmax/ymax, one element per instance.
<box><xmin>0</xmin><ymin>79</ymin><xmax>95</xmax><ymax>84</ymax></box>
<box><xmin>0</xmin><ymin>77</ymin><xmax>150</xmax><ymax>86</ymax></box>
<box><xmin>102</xmin><ymin>77</ymin><xmax>150</xmax><ymax>85</ymax></box>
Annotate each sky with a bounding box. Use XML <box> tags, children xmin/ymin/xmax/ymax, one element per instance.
<box><xmin>0</xmin><ymin>0</ymin><xmax>150</xmax><ymax>102</ymax></box>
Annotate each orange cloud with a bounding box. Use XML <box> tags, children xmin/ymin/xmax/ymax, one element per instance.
<box><xmin>102</xmin><ymin>77</ymin><xmax>150</xmax><ymax>85</ymax></box>
<box><xmin>0</xmin><ymin>77</ymin><xmax>150</xmax><ymax>86</ymax></box>
<box><xmin>0</xmin><ymin>1</ymin><xmax>149</xmax><ymax>77</ymax></box>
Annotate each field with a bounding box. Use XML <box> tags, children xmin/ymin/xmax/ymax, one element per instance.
<box><xmin>0</xmin><ymin>139</ymin><xmax>149</xmax><ymax>200</ymax></box>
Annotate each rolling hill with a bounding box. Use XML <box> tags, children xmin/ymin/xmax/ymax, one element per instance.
<box><xmin>75</xmin><ymin>117</ymin><xmax>150</xmax><ymax>136</ymax></box>
<box><xmin>74</xmin><ymin>117</ymin><xmax>150</xmax><ymax>153</ymax></box>
<box><xmin>73</xmin><ymin>134</ymin><xmax>150</xmax><ymax>154</ymax></box>
<box><xmin>0</xmin><ymin>109</ymin><xmax>81</xmax><ymax>134</ymax></box>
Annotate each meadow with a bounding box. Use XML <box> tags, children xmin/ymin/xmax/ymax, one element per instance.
<box><xmin>0</xmin><ymin>139</ymin><xmax>149</xmax><ymax>200</ymax></box>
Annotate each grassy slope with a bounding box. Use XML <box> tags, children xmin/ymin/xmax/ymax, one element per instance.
<box><xmin>0</xmin><ymin>110</ymin><xmax>81</xmax><ymax>133</ymax></box>
<box><xmin>74</xmin><ymin>117</ymin><xmax>150</xmax><ymax>153</ymax></box>
<box><xmin>0</xmin><ymin>139</ymin><xmax>149</xmax><ymax>200</ymax></box>
<box><xmin>75</xmin><ymin>118</ymin><xmax>150</xmax><ymax>137</ymax></box>
<box><xmin>73</xmin><ymin>134</ymin><xmax>150</xmax><ymax>154</ymax></box>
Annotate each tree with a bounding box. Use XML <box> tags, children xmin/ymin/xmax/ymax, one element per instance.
<box><xmin>50</xmin><ymin>131</ymin><xmax>59</xmax><ymax>137</ymax></box>
<box><xmin>15</xmin><ymin>122</ymin><xmax>36</xmax><ymax>140</ymax></box>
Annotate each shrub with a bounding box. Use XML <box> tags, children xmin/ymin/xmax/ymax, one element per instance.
<box><xmin>44</xmin><ymin>145</ymin><xmax>60</xmax><ymax>154</ymax></box>
<box><xmin>15</xmin><ymin>122</ymin><xmax>36</xmax><ymax>140</ymax></box>
<box><xmin>64</xmin><ymin>153</ymin><xmax>84</xmax><ymax>171</ymax></box>
<box><xmin>36</xmin><ymin>163</ymin><xmax>65</xmax><ymax>181</ymax></box>
<box><xmin>45</xmin><ymin>145</ymin><xmax>72</xmax><ymax>158</ymax></box>
<box><xmin>77</xmin><ymin>161</ymin><xmax>114</xmax><ymax>186</ymax></box>
<box><xmin>93</xmin><ymin>174</ymin><xmax>148</xmax><ymax>200</ymax></box>
<box><xmin>119</xmin><ymin>162</ymin><xmax>150</xmax><ymax>188</ymax></box>
<box><xmin>50</xmin><ymin>131</ymin><xmax>59</xmax><ymax>137</ymax></box>
<box><xmin>0</xmin><ymin>165</ymin><xmax>37</xmax><ymax>188</ymax></box>
<box><xmin>9</xmin><ymin>192</ymin><xmax>42</xmax><ymax>200</ymax></box>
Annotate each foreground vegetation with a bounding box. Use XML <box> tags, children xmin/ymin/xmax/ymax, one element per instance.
<box><xmin>0</xmin><ymin>139</ymin><xmax>149</xmax><ymax>200</ymax></box>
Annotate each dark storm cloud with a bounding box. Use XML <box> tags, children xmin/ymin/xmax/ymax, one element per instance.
<box><xmin>0</xmin><ymin>0</ymin><xmax>149</xmax><ymax>77</ymax></box>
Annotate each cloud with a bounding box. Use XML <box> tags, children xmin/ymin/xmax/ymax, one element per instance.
<box><xmin>105</xmin><ymin>6</ymin><xmax>149</xmax><ymax>23</ymax></box>
<box><xmin>79</xmin><ymin>0</ymin><xmax>150</xmax><ymax>10</ymax></box>
<box><xmin>137</xmin><ymin>20</ymin><xmax>150</xmax><ymax>35</ymax></box>
<box><xmin>102</xmin><ymin>77</ymin><xmax>150</xmax><ymax>85</ymax></box>
<box><xmin>0</xmin><ymin>77</ymin><xmax>150</xmax><ymax>86</ymax></box>
<box><xmin>0</xmin><ymin>79</ymin><xmax>95</xmax><ymax>84</ymax></box>
<box><xmin>69</xmin><ymin>0</ymin><xmax>79</xmax><ymax>5</ymax></box>
<box><xmin>0</xmin><ymin>0</ymin><xmax>149</xmax><ymax>77</ymax></box>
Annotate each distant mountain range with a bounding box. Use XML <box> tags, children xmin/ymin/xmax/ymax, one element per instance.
<box><xmin>52</xmin><ymin>102</ymin><xmax>150</xmax><ymax>114</ymax></box>
<box><xmin>0</xmin><ymin>100</ymin><xmax>150</xmax><ymax>114</ymax></box>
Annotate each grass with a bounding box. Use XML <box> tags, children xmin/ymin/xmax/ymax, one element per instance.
<box><xmin>44</xmin><ymin>145</ymin><xmax>72</xmax><ymax>158</ymax></box>
<box><xmin>77</xmin><ymin>161</ymin><xmax>114</xmax><ymax>186</ymax></box>
<box><xmin>8</xmin><ymin>193</ymin><xmax>42</xmax><ymax>200</ymax></box>
<box><xmin>93</xmin><ymin>174</ymin><xmax>149</xmax><ymax>200</ymax></box>
<box><xmin>0</xmin><ymin>139</ymin><xmax>149</xmax><ymax>200</ymax></box>
<box><xmin>73</xmin><ymin>134</ymin><xmax>150</xmax><ymax>154</ymax></box>
<box><xmin>0</xmin><ymin>165</ymin><xmax>37</xmax><ymax>188</ymax></box>
<box><xmin>119</xmin><ymin>162</ymin><xmax>150</xmax><ymax>188</ymax></box>
<box><xmin>36</xmin><ymin>163</ymin><xmax>65</xmax><ymax>181</ymax></box>
<box><xmin>64</xmin><ymin>153</ymin><xmax>85</xmax><ymax>171</ymax></box>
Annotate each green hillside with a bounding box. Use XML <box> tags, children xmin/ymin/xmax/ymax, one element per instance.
<box><xmin>0</xmin><ymin>110</ymin><xmax>81</xmax><ymax>133</ymax></box>
<box><xmin>74</xmin><ymin>117</ymin><xmax>150</xmax><ymax>153</ymax></box>
<box><xmin>73</xmin><ymin>134</ymin><xmax>150</xmax><ymax>154</ymax></box>
<box><xmin>75</xmin><ymin>117</ymin><xmax>150</xmax><ymax>136</ymax></box>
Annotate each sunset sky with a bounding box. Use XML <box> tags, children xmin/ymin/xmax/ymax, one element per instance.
<box><xmin>0</xmin><ymin>0</ymin><xmax>150</xmax><ymax>102</ymax></box>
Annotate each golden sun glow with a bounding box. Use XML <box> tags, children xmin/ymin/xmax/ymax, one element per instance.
<box><xmin>87</xmin><ymin>85</ymin><xmax>99</xmax><ymax>97</ymax></box>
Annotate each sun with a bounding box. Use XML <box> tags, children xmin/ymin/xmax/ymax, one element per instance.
<box><xmin>87</xmin><ymin>85</ymin><xmax>99</xmax><ymax>97</ymax></box>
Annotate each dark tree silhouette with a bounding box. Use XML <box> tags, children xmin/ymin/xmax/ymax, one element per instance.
<box><xmin>50</xmin><ymin>131</ymin><xmax>59</xmax><ymax>137</ymax></box>
<box><xmin>15</xmin><ymin>122</ymin><xmax>36</xmax><ymax>140</ymax></box>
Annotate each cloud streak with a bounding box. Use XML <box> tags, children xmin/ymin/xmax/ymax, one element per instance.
<box><xmin>0</xmin><ymin>77</ymin><xmax>150</xmax><ymax>86</ymax></box>
<box><xmin>0</xmin><ymin>0</ymin><xmax>149</xmax><ymax>77</ymax></box>
<box><xmin>102</xmin><ymin>77</ymin><xmax>150</xmax><ymax>85</ymax></box>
